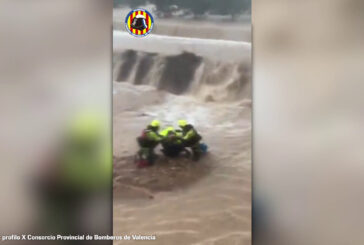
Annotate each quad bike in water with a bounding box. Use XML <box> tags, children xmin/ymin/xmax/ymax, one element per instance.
<box><xmin>135</xmin><ymin>143</ymin><xmax>208</xmax><ymax>167</ymax></box>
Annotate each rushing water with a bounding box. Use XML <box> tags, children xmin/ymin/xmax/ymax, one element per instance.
<box><xmin>113</xmin><ymin>32</ymin><xmax>251</xmax><ymax>245</ymax></box>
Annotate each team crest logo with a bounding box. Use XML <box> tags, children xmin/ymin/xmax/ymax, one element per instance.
<box><xmin>125</xmin><ymin>9</ymin><xmax>154</xmax><ymax>37</ymax></box>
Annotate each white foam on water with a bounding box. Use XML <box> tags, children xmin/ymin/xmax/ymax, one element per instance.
<box><xmin>113</xmin><ymin>31</ymin><xmax>251</xmax><ymax>62</ymax></box>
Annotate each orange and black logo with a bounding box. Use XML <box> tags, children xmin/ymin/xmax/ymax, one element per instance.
<box><xmin>125</xmin><ymin>9</ymin><xmax>154</xmax><ymax>37</ymax></box>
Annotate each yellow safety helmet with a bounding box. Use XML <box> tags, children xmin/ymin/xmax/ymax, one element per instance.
<box><xmin>178</xmin><ymin>120</ymin><xmax>187</xmax><ymax>127</ymax></box>
<box><xmin>150</xmin><ymin>119</ymin><xmax>160</xmax><ymax>128</ymax></box>
<box><xmin>160</xmin><ymin>126</ymin><xmax>174</xmax><ymax>137</ymax></box>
